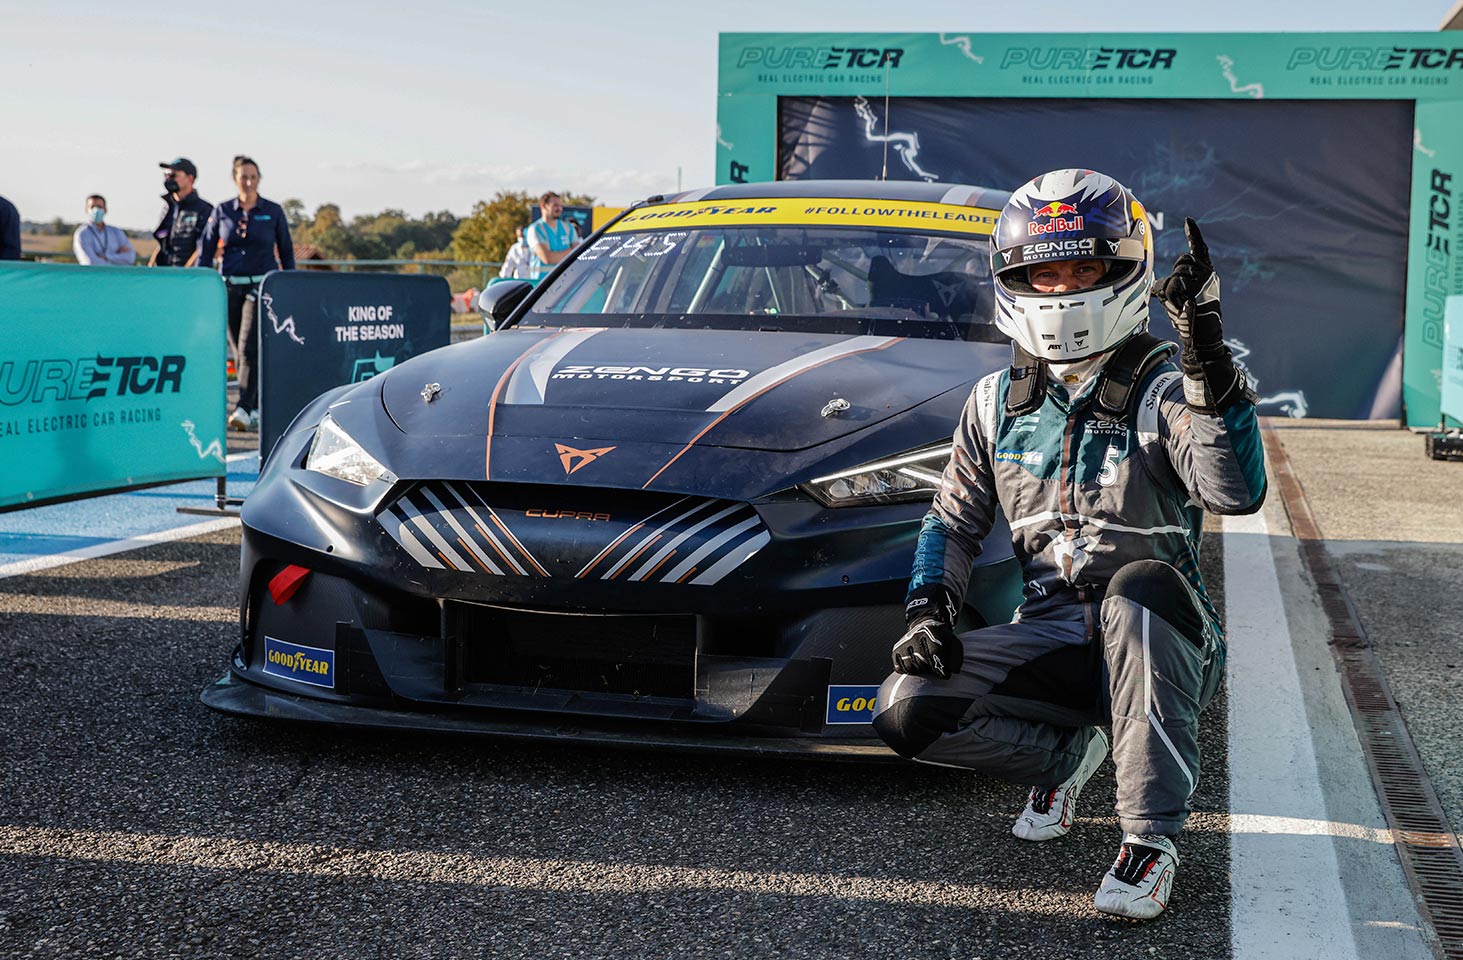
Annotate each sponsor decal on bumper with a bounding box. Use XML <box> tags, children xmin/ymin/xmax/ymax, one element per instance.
<box><xmin>262</xmin><ymin>636</ymin><xmax>335</xmax><ymax>689</ymax></box>
<box><xmin>826</xmin><ymin>684</ymin><xmax>880</xmax><ymax>724</ymax></box>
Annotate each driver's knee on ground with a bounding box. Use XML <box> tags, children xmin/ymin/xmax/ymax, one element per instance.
<box><xmin>872</xmin><ymin>674</ymin><xmax>966</xmax><ymax>759</ymax></box>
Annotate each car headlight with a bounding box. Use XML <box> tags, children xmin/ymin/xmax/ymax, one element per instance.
<box><xmin>801</xmin><ymin>444</ymin><xmax>951</xmax><ymax>507</ymax></box>
<box><xmin>305</xmin><ymin>414</ymin><xmax>394</xmax><ymax>486</ymax></box>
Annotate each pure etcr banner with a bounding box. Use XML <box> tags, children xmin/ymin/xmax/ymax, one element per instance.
<box><xmin>1443</xmin><ymin>296</ymin><xmax>1463</xmax><ymax>426</ymax></box>
<box><xmin>257</xmin><ymin>271</ymin><xmax>451</xmax><ymax>462</ymax></box>
<box><xmin>717</xmin><ymin>31</ymin><xmax>1463</xmax><ymax>425</ymax></box>
<box><xmin>0</xmin><ymin>263</ymin><xmax>227</xmax><ymax>511</ymax></box>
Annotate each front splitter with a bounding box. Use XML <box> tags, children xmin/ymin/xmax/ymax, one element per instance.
<box><xmin>200</xmin><ymin>672</ymin><xmax>900</xmax><ymax>762</ymax></box>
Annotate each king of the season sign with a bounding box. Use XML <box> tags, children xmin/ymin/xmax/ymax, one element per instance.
<box><xmin>257</xmin><ymin>272</ymin><xmax>450</xmax><ymax>461</ymax></box>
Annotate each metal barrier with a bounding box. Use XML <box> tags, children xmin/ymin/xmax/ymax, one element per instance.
<box><xmin>294</xmin><ymin>258</ymin><xmax>503</xmax><ymax>289</ymax></box>
<box><xmin>22</xmin><ymin>250</ymin><xmax>503</xmax><ymax>289</ymax></box>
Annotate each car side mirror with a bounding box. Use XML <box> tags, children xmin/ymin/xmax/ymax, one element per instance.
<box><xmin>478</xmin><ymin>280</ymin><xmax>534</xmax><ymax>332</ymax></box>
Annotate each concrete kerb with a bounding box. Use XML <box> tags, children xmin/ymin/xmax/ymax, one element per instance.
<box><xmin>1224</xmin><ymin>426</ymin><xmax>1433</xmax><ymax>960</ymax></box>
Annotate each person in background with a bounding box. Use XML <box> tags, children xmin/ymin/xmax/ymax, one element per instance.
<box><xmin>499</xmin><ymin>225</ymin><xmax>532</xmax><ymax>280</ymax></box>
<box><xmin>72</xmin><ymin>195</ymin><xmax>137</xmax><ymax>265</ymax></box>
<box><xmin>525</xmin><ymin>191</ymin><xmax>579</xmax><ymax>281</ymax></box>
<box><xmin>0</xmin><ymin>194</ymin><xmax>20</xmax><ymax>261</ymax></box>
<box><xmin>197</xmin><ymin>155</ymin><xmax>296</xmax><ymax>431</ymax></box>
<box><xmin>150</xmin><ymin>158</ymin><xmax>212</xmax><ymax>267</ymax></box>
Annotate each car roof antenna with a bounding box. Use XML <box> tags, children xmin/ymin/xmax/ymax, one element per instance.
<box><xmin>881</xmin><ymin>62</ymin><xmax>891</xmax><ymax>181</ymax></box>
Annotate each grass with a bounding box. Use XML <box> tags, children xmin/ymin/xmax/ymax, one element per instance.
<box><xmin>23</xmin><ymin>230</ymin><xmax>159</xmax><ymax>262</ymax></box>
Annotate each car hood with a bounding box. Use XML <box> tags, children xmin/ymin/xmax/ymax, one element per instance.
<box><xmin>382</xmin><ymin>325</ymin><xmax>1008</xmax><ymax>454</ymax></box>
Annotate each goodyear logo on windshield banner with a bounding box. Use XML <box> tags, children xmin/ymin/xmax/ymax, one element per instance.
<box><xmin>262</xmin><ymin>636</ymin><xmax>335</xmax><ymax>689</ymax></box>
<box><xmin>611</xmin><ymin>199</ymin><xmax>999</xmax><ymax>236</ymax></box>
<box><xmin>827</xmin><ymin>685</ymin><xmax>881</xmax><ymax>724</ymax></box>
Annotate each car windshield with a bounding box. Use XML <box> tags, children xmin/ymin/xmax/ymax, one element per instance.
<box><xmin>522</xmin><ymin>217</ymin><xmax>1001</xmax><ymax>342</ymax></box>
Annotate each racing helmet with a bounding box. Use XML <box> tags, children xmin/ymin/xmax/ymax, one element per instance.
<box><xmin>991</xmin><ymin>169</ymin><xmax>1154</xmax><ymax>363</ymax></box>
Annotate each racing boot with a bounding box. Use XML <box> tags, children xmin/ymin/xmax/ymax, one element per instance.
<box><xmin>1011</xmin><ymin>727</ymin><xmax>1109</xmax><ymax>841</ymax></box>
<box><xmin>1094</xmin><ymin>833</ymin><xmax>1179</xmax><ymax>920</ymax></box>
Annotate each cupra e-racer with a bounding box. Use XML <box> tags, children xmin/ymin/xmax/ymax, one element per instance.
<box><xmin>202</xmin><ymin>180</ymin><xmax>1027</xmax><ymax>757</ymax></box>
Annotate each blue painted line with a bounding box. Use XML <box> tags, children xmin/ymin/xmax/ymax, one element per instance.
<box><xmin>0</xmin><ymin>454</ymin><xmax>260</xmax><ymax>570</ymax></box>
<box><xmin>0</xmin><ymin>533</ymin><xmax>118</xmax><ymax>556</ymax></box>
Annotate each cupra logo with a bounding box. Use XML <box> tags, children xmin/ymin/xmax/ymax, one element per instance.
<box><xmin>555</xmin><ymin>443</ymin><xmax>616</xmax><ymax>475</ymax></box>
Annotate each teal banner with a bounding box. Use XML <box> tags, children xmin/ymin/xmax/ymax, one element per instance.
<box><xmin>1443</xmin><ymin>296</ymin><xmax>1463</xmax><ymax>425</ymax></box>
<box><xmin>0</xmin><ymin>263</ymin><xmax>227</xmax><ymax>511</ymax></box>
<box><xmin>718</xmin><ymin>31</ymin><xmax>1463</xmax><ymax>424</ymax></box>
<box><xmin>1406</xmin><ymin>102</ymin><xmax>1463</xmax><ymax>426</ymax></box>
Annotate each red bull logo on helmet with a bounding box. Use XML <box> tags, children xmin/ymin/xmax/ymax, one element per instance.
<box><xmin>1028</xmin><ymin>201</ymin><xmax>1084</xmax><ymax>235</ymax></box>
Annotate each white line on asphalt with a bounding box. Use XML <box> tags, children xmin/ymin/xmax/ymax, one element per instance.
<box><xmin>1224</xmin><ymin>507</ymin><xmax>1360</xmax><ymax>959</ymax></box>
<box><xmin>0</xmin><ymin>824</ymin><xmax>1075</xmax><ymax>913</ymax></box>
<box><xmin>0</xmin><ymin>517</ymin><xmax>240</xmax><ymax>581</ymax></box>
<box><xmin>1227</xmin><ymin>814</ymin><xmax>1393</xmax><ymax>846</ymax></box>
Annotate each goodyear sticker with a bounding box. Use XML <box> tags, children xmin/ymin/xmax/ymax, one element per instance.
<box><xmin>610</xmin><ymin>198</ymin><xmax>998</xmax><ymax>236</ymax></box>
<box><xmin>995</xmin><ymin>449</ymin><xmax>1044</xmax><ymax>466</ymax></box>
<box><xmin>262</xmin><ymin>636</ymin><xmax>335</xmax><ymax>689</ymax></box>
<box><xmin>826</xmin><ymin>684</ymin><xmax>881</xmax><ymax>724</ymax></box>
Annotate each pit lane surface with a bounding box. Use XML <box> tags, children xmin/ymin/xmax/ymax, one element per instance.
<box><xmin>0</xmin><ymin>422</ymin><xmax>1438</xmax><ymax>959</ymax></box>
<box><xmin>0</xmin><ymin>512</ymin><xmax>1230</xmax><ymax>955</ymax></box>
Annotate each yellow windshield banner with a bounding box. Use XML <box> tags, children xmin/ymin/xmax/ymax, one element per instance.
<box><xmin>609</xmin><ymin>197</ymin><xmax>999</xmax><ymax>236</ymax></box>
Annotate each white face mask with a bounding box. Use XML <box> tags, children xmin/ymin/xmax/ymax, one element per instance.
<box><xmin>87</xmin><ymin>207</ymin><xmax>106</xmax><ymax>224</ymax></box>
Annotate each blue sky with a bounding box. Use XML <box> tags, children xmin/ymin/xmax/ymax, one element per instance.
<box><xmin>2</xmin><ymin>0</ymin><xmax>1454</xmax><ymax>231</ymax></box>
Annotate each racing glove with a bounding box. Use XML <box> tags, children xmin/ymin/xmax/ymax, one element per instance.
<box><xmin>1152</xmin><ymin>218</ymin><xmax>1256</xmax><ymax>415</ymax></box>
<box><xmin>892</xmin><ymin>583</ymin><xmax>964</xmax><ymax>679</ymax></box>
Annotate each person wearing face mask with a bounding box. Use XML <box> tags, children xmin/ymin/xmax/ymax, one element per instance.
<box><xmin>196</xmin><ymin>155</ymin><xmax>295</xmax><ymax>431</ymax></box>
<box><xmin>72</xmin><ymin>195</ymin><xmax>138</xmax><ymax>266</ymax></box>
<box><xmin>873</xmin><ymin>169</ymin><xmax>1266</xmax><ymax>920</ymax></box>
<box><xmin>150</xmin><ymin>158</ymin><xmax>212</xmax><ymax>268</ymax></box>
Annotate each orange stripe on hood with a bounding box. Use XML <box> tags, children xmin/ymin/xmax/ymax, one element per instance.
<box><xmin>485</xmin><ymin>332</ymin><xmax>564</xmax><ymax>480</ymax></box>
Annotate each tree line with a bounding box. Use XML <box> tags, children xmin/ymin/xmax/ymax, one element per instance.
<box><xmin>27</xmin><ymin>190</ymin><xmax>595</xmax><ymax>290</ymax></box>
<box><xmin>286</xmin><ymin>190</ymin><xmax>596</xmax><ymax>290</ymax></box>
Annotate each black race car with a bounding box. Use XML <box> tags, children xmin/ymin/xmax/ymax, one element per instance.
<box><xmin>203</xmin><ymin>180</ymin><xmax>1023</xmax><ymax>757</ymax></box>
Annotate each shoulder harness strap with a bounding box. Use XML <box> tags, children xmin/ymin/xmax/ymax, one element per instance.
<box><xmin>1090</xmin><ymin>333</ymin><xmax>1178</xmax><ymax>423</ymax></box>
<box><xmin>1003</xmin><ymin>334</ymin><xmax>1178</xmax><ymax>421</ymax></box>
<box><xmin>1003</xmin><ymin>344</ymin><xmax>1046</xmax><ymax>417</ymax></box>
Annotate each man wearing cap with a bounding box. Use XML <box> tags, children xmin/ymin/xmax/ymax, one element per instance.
<box><xmin>150</xmin><ymin>158</ymin><xmax>212</xmax><ymax>267</ymax></box>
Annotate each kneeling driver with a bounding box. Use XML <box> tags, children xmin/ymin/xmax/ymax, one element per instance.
<box><xmin>874</xmin><ymin>169</ymin><xmax>1266</xmax><ymax>920</ymax></box>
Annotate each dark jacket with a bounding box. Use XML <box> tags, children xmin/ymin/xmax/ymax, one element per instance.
<box><xmin>0</xmin><ymin>195</ymin><xmax>20</xmax><ymax>261</ymax></box>
<box><xmin>152</xmin><ymin>191</ymin><xmax>213</xmax><ymax>266</ymax></box>
<box><xmin>197</xmin><ymin>196</ymin><xmax>295</xmax><ymax>277</ymax></box>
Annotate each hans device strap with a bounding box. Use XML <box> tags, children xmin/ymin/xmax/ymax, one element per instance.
<box><xmin>1090</xmin><ymin>334</ymin><xmax>1176</xmax><ymax>423</ymax></box>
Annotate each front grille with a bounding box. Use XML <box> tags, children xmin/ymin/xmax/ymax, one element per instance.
<box><xmin>378</xmin><ymin>482</ymin><xmax>768</xmax><ymax>585</ymax></box>
<box><xmin>454</xmin><ymin>602</ymin><xmax>696</xmax><ymax>699</ymax></box>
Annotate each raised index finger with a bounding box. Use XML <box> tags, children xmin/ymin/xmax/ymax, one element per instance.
<box><xmin>1184</xmin><ymin>217</ymin><xmax>1211</xmax><ymax>267</ymax></box>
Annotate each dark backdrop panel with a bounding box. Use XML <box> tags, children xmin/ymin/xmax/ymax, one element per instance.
<box><xmin>258</xmin><ymin>272</ymin><xmax>450</xmax><ymax>463</ymax></box>
<box><xmin>780</xmin><ymin>97</ymin><xmax>1412</xmax><ymax>420</ymax></box>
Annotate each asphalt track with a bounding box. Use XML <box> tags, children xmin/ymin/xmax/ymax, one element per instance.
<box><xmin>0</xmin><ymin>422</ymin><xmax>1447</xmax><ymax>959</ymax></box>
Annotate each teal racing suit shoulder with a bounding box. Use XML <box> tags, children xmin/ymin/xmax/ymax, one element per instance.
<box><xmin>909</xmin><ymin>345</ymin><xmax>1267</xmax><ymax>633</ymax></box>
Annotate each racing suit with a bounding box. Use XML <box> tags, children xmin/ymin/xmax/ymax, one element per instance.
<box><xmin>873</xmin><ymin>341</ymin><xmax>1266</xmax><ymax>836</ymax></box>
